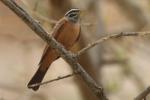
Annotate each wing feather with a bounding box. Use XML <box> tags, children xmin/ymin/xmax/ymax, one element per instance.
<box><xmin>39</xmin><ymin>18</ymin><xmax>67</xmax><ymax>65</ymax></box>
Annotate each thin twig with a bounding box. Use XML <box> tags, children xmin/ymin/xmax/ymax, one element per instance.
<box><xmin>21</xmin><ymin>0</ymin><xmax>93</xmax><ymax>26</ymax></box>
<box><xmin>135</xmin><ymin>86</ymin><xmax>150</xmax><ymax>100</ymax></box>
<box><xmin>77</xmin><ymin>32</ymin><xmax>150</xmax><ymax>56</ymax></box>
<box><xmin>28</xmin><ymin>73</ymin><xmax>77</xmax><ymax>88</ymax></box>
<box><xmin>21</xmin><ymin>0</ymin><xmax>57</xmax><ymax>24</ymax></box>
<box><xmin>0</xmin><ymin>0</ymin><xmax>108</xmax><ymax>100</ymax></box>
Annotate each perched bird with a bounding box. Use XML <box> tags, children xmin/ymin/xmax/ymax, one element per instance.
<box><xmin>27</xmin><ymin>9</ymin><xmax>81</xmax><ymax>91</ymax></box>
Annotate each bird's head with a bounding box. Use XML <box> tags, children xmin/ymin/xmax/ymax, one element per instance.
<box><xmin>65</xmin><ymin>8</ymin><xmax>80</xmax><ymax>23</ymax></box>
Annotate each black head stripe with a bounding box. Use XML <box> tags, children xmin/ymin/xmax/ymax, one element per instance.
<box><xmin>65</xmin><ymin>9</ymin><xmax>80</xmax><ymax>17</ymax></box>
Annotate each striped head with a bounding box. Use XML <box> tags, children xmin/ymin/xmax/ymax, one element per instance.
<box><xmin>65</xmin><ymin>9</ymin><xmax>80</xmax><ymax>23</ymax></box>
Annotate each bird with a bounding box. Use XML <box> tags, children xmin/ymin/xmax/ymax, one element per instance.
<box><xmin>27</xmin><ymin>8</ymin><xmax>81</xmax><ymax>91</ymax></box>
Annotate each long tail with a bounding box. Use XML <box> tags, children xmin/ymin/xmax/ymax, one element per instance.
<box><xmin>27</xmin><ymin>64</ymin><xmax>49</xmax><ymax>91</ymax></box>
<box><xmin>27</xmin><ymin>48</ymin><xmax>59</xmax><ymax>91</ymax></box>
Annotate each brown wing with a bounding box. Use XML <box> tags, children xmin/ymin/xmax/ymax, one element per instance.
<box><xmin>52</xmin><ymin>18</ymin><xmax>68</xmax><ymax>38</ymax></box>
<box><xmin>39</xmin><ymin>18</ymin><xmax>67</xmax><ymax>65</ymax></box>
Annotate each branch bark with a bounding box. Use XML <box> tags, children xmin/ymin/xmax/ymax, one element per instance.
<box><xmin>0</xmin><ymin>0</ymin><xmax>108</xmax><ymax>100</ymax></box>
<box><xmin>135</xmin><ymin>86</ymin><xmax>150</xmax><ymax>100</ymax></box>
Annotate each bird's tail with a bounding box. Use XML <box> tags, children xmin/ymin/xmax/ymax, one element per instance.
<box><xmin>27</xmin><ymin>64</ymin><xmax>49</xmax><ymax>91</ymax></box>
<box><xmin>27</xmin><ymin>51</ymin><xmax>59</xmax><ymax>91</ymax></box>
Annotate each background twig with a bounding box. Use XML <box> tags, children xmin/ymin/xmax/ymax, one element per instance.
<box><xmin>28</xmin><ymin>73</ymin><xmax>77</xmax><ymax>88</ymax></box>
<box><xmin>77</xmin><ymin>32</ymin><xmax>149</xmax><ymax>56</ymax></box>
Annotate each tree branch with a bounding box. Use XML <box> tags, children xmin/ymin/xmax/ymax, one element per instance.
<box><xmin>0</xmin><ymin>0</ymin><xmax>108</xmax><ymax>100</ymax></box>
<box><xmin>28</xmin><ymin>73</ymin><xmax>77</xmax><ymax>88</ymax></box>
<box><xmin>77</xmin><ymin>32</ymin><xmax>149</xmax><ymax>56</ymax></box>
<box><xmin>135</xmin><ymin>86</ymin><xmax>150</xmax><ymax>100</ymax></box>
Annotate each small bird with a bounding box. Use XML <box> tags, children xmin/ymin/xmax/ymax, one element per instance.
<box><xmin>27</xmin><ymin>9</ymin><xmax>81</xmax><ymax>91</ymax></box>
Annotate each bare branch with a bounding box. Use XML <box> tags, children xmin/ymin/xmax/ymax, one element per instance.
<box><xmin>0</xmin><ymin>0</ymin><xmax>108</xmax><ymax>100</ymax></box>
<box><xmin>77</xmin><ymin>32</ymin><xmax>149</xmax><ymax>56</ymax></box>
<box><xmin>21</xmin><ymin>0</ymin><xmax>57</xmax><ymax>24</ymax></box>
<box><xmin>21</xmin><ymin>0</ymin><xmax>93</xmax><ymax>26</ymax></box>
<box><xmin>135</xmin><ymin>86</ymin><xmax>150</xmax><ymax>100</ymax></box>
<box><xmin>28</xmin><ymin>73</ymin><xmax>77</xmax><ymax>88</ymax></box>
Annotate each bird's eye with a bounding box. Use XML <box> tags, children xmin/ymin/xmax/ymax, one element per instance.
<box><xmin>69</xmin><ymin>13</ymin><xmax>77</xmax><ymax>17</ymax></box>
